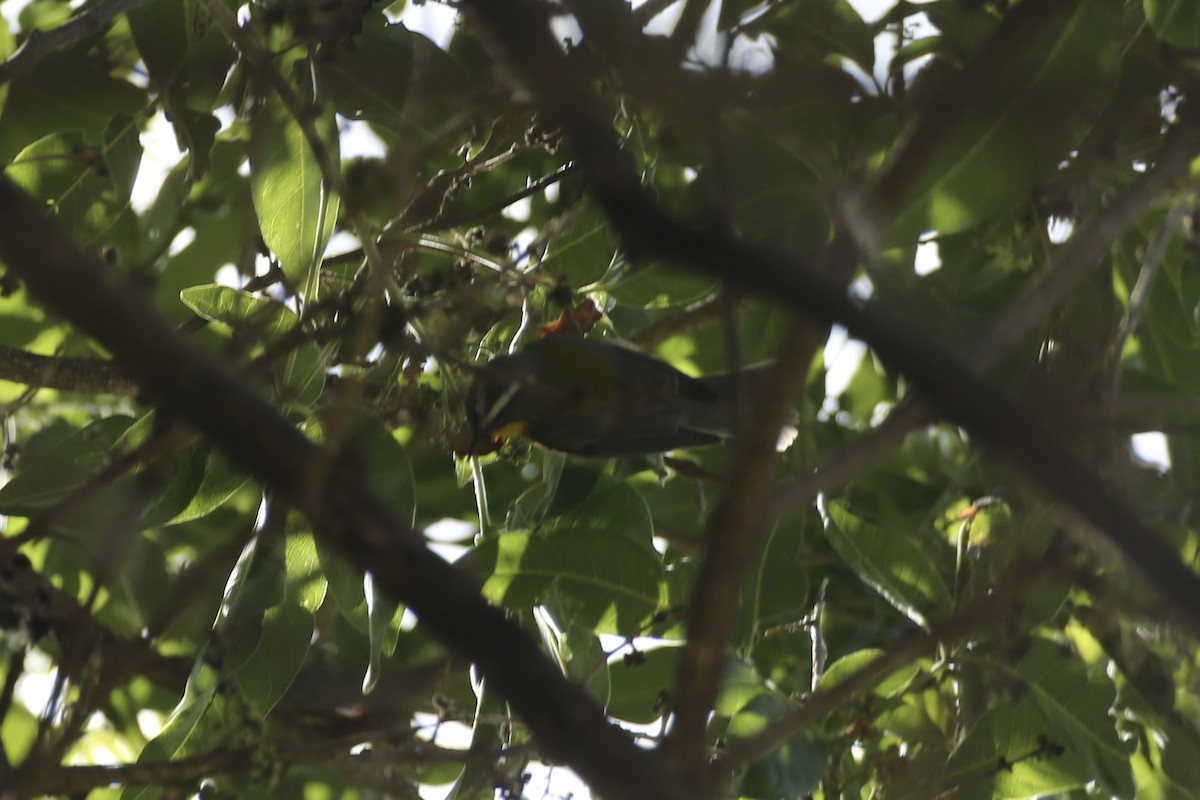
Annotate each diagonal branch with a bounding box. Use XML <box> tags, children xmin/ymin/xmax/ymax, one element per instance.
<box><xmin>0</xmin><ymin>345</ymin><xmax>137</xmax><ymax>395</ymax></box>
<box><xmin>461</xmin><ymin>0</ymin><xmax>1200</xmax><ymax>632</ymax></box>
<box><xmin>767</xmin><ymin>97</ymin><xmax>1200</xmax><ymax>521</ymax></box>
<box><xmin>0</xmin><ymin>177</ymin><xmax>683</xmax><ymax>800</ymax></box>
<box><xmin>666</xmin><ymin>325</ymin><xmax>822</xmax><ymax>790</ymax></box>
<box><xmin>0</xmin><ymin>0</ymin><xmax>158</xmax><ymax>85</ymax></box>
<box><xmin>716</xmin><ymin>561</ymin><xmax>1062</xmax><ymax>772</ymax></box>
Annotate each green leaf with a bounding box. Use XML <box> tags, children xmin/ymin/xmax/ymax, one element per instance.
<box><xmin>701</xmin><ymin>123</ymin><xmax>832</xmax><ymax>255</ymax></box>
<box><xmin>232</xmin><ymin>522</ymin><xmax>327</xmax><ymax>714</ymax></box>
<box><xmin>0</xmin><ymin>48</ymin><xmax>144</xmax><ymax>163</ymax></box>
<box><xmin>305</xmin><ymin>407</ymin><xmax>415</xmax><ymax>692</ymax></box>
<box><xmin>316</xmin><ymin>22</ymin><xmax>471</xmax><ymax>140</ymax></box>
<box><xmin>6</xmin><ymin>121</ymin><xmax>143</xmax><ymax>258</ymax></box>
<box><xmin>944</xmin><ymin>697</ymin><xmax>1091</xmax><ymax>799</ymax></box>
<box><xmin>729</xmin><ymin>694</ymin><xmax>828</xmax><ymax>799</ymax></box>
<box><xmin>179</xmin><ymin>284</ymin><xmax>297</xmax><ymax>340</ymax></box>
<box><xmin>565</xmin><ymin>624</ymin><xmax>612</xmax><ymax>707</ymax></box>
<box><xmin>0</xmin><ymin>17</ymin><xmax>11</xmax><ymax>120</ymax></box>
<box><xmin>742</xmin><ymin>518</ymin><xmax>812</xmax><ymax>636</ymax></box>
<box><xmin>542</xmin><ymin>210</ymin><xmax>617</xmax><ymax>289</ymax></box>
<box><xmin>607</xmin><ymin>264</ymin><xmax>718</xmax><ymax>309</ymax></box>
<box><xmin>819</xmin><ymin>499</ymin><xmax>952</xmax><ymax>628</ymax></box>
<box><xmin>1145</xmin><ymin>0</ymin><xmax>1200</xmax><ymax>48</ymax></box>
<box><xmin>816</xmin><ymin>648</ymin><xmax>920</xmax><ymax>698</ymax></box>
<box><xmin>885</xmin><ymin>0</ymin><xmax>1122</xmax><ymax>243</ymax></box>
<box><xmin>510</xmin><ymin>456</ymin><xmax>603</xmax><ymax>526</ymax></box>
<box><xmin>1015</xmin><ymin>638</ymin><xmax>1135</xmax><ymax>797</ymax></box>
<box><xmin>127</xmin><ymin>0</ymin><xmax>236</xmax><ymax>113</ymax></box>
<box><xmin>0</xmin><ymin>416</ymin><xmax>134</xmax><ymax>515</ymax></box>
<box><xmin>276</xmin><ymin>341</ymin><xmax>328</xmax><ymax>405</ymax></box>
<box><xmin>249</xmin><ymin>94</ymin><xmax>339</xmax><ymax>283</ymax></box>
<box><xmin>168</xmin><ymin>450</ymin><xmax>250</xmax><ymax>524</ymax></box>
<box><xmin>605</xmin><ymin>645</ymin><xmax>679</xmax><ymax>724</ymax></box>
<box><xmin>466</xmin><ymin>529</ymin><xmax>663</xmax><ymax>634</ymax></box>
<box><xmin>755</xmin><ymin>0</ymin><xmax>874</xmax><ymax>69</ymax></box>
<box><xmin>123</xmin><ymin>662</ymin><xmax>224</xmax><ymax>800</ymax></box>
<box><xmin>556</xmin><ymin>482</ymin><xmax>655</xmax><ymax>550</ymax></box>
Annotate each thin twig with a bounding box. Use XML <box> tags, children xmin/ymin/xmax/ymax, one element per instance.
<box><xmin>629</xmin><ymin>295</ymin><xmax>728</xmax><ymax>350</ymax></box>
<box><xmin>716</xmin><ymin>561</ymin><xmax>1061</xmax><ymax>772</ymax></box>
<box><xmin>1104</xmin><ymin>202</ymin><xmax>1191</xmax><ymax>409</ymax></box>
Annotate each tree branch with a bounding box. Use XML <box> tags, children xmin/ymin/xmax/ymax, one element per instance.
<box><xmin>0</xmin><ymin>345</ymin><xmax>137</xmax><ymax>395</ymax></box>
<box><xmin>666</xmin><ymin>325</ymin><xmax>821</xmax><ymax>791</ymax></box>
<box><xmin>716</xmin><ymin>561</ymin><xmax>1062</xmax><ymax>772</ymax></box>
<box><xmin>461</xmin><ymin>0</ymin><xmax>1200</xmax><ymax>631</ymax></box>
<box><xmin>767</xmin><ymin>97</ymin><xmax>1200</xmax><ymax>521</ymax></box>
<box><xmin>0</xmin><ymin>0</ymin><xmax>158</xmax><ymax>85</ymax></box>
<box><xmin>0</xmin><ymin>177</ymin><xmax>682</xmax><ymax>800</ymax></box>
<box><xmin>20</xmin><ymin>731</ymin><xmax>500</xmax><ymax>796</ymax></box>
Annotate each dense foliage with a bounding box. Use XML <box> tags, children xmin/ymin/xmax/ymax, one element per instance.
<box><xmin>0</xmin><ymin>0</ymin><xmax>1199</xmax><ymax>798</ymax></box>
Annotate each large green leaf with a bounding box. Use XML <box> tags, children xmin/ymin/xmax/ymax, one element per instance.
<box><xmin>1014</xmin><ymin>638</ymin><xmax>1135</xmax><ymax>797</ymax></box>
<box><xmin>231</xmin><ymin>520</ymin><xmax>327</xmax><ymax>714</ymax></box>
<box><xmin>605</xmin><ymin>645</ymin><xmax>680</xmax><ymax>724</ymax></box>
<box><xmin>0</xmin><ymin>416</ymin><xmax>134</xmax><ymax>515</ymax></box>
<box><xmin>6</xmin><ymin>120</ymin><xmax>143</xmax><ymax>259</ymax></box>
<box><xmin>750</xmin><ymin>0</ymin><xmax>874</xmax><ymax>69</ymax></box>
<box><xmin>741</xmin><ymin>518</ymin><xmax>812</xmax><ymax>638</ymax></box>
<box><xmin>541</xmin><ymin>209</ymin><xmax>618</xmax><ymax>289</ymax></box>
<box><xmin>249</xmin><ymin>94</ymin><xmax>339</xmax><ymax>283</ymax></box>
<box><xmin>122</xmin><ymin>662</ymin><xmax>223</xmax><ymax>800</ymax></box>
<box><xmin>555</xmin><ymin>481</ymin><xmax>655</xmax><ymax>550</ymax></box>
<box><xmin>729</xmin><ymin>693</ymin><xmax>828</xmax><ymax>800</ymax></box>
<box><xmin>820</xmin><ymin>499</ymin><xmax>952</xmax><ymax>629</ymax></box>
<box><xmin>607</xmin><ymin>264</ymin><xmax>719</xmax><ymax>309</ymax></box>
<box><xmin>1145</xmin><ymin>0</ymin><xmax>1200</xmax><ymax>48</ymax></box>
<box><xmin>179</xmin><ymin>284</ymin><xmax>297</xmax><ymax>340</ymax></box>
<box><xmin>884</xmin><ymin>0</ymin><xmax>1122</xmax><ymax>243</ymax></box>
<box><xmin>816</xmin><ymin>648</ymin><xmax>920</xmax><ymax>698</ymax></box>
<box><xmin>168</xmin><ymin>450</ymin><xmax>250</xmax><ymax>524</ymax></box>
<box><xmin>466</xmin><ymin>529</ymin><xmax>664</xmax><ymax>634</ymax></box>
<box><xmin>944</xmin><ymin>698</ymin><xmax>1091</xmax><ymax>799</ymax></box>
<box><xmin>306</xmin><ymin>406</ymin><xmax>415</xmax><ymax>692</ymax></box>
<box><xmin>127</xmin><ymin>0</ymin><xmax>234</xmax><ymax>179</ymax></box>
<box><xmin>316</xmin><ymin>22</ymin><xmax>471</xmax><ymax>140</ymax></box>
<box><xmin>0</xmin><ymin>48</ymin><xmax>144</xmax><ymax>163</ymax></box>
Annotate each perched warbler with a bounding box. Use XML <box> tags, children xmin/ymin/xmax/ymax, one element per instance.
<box><xmin>466</xmin><ymin>335</ymin><xmax>798</xmax><ymax>457</ymax></box>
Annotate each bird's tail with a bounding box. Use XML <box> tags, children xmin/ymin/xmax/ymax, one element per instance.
<box><xmin>689</xmin><ymin>363</ymin><xmax>800</xmax><ymax>451</ymax></box>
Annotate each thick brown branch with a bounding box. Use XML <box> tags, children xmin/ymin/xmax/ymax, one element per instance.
<box><xmin>665</xmin><ymin>325</ymin><xmax>820</xmax><ymax>791</ymax></box>
<box><xmin>0</xmin><ymin>346</ymin><xmax>137</xmax><ymax>395</ymax></box>
<box><xmin>462</xmin><ymin>0</ymin><xmax>1200</xmax><ymax>632</ymax></box>
<box><xmin>0</xmin><ymin>179</ymin><xmax>681</xmax><ymax>800</ymax></box>
<box><xmin>767</xmin><ymin>98</ymin><xmax>1200</xmax><ymax>521</ymax></box>
<box><xmin>21</xmin><ymin>733</ymin><xmax>497</xmax><ymax>796</ymax></box>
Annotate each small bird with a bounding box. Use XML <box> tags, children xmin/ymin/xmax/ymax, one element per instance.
<box><xmin>465</xmin><ymin>335</ymin><xmax>798</xmax><ymax>457</ymax></box>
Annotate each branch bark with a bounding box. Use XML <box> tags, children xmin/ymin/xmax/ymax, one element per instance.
<box><xmin>0</xmin><ymin>345</ymin><xmax>137</xmax><ymax>395</ymax></box>
<box><xmin>0</xmin><ymin>0</ymin><xmax>158</xmax><ymax>85</ymax></box>
<box><xmin>462</xmin><ymin>0</ymin><xmax>1200</xmax><ymax>632</ymax></box>
<box><xmin>0</xmin><ymin>178</ymin><xmax>682</xmax><ymax>800</ymax></box>
<box><xmin>666</xmin><ymin>325</ymin><xmax>821</xmax><ymax>790</ymax></box>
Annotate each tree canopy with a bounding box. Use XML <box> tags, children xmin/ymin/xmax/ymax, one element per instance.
<box><xmin>0</xmin><ymin>0</ymin><xmax>1199</xmax><ymax>798</ymax></box>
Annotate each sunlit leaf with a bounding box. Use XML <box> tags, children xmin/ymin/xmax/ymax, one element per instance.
<box><xmin>820</xmin><ymin>499</ymin><xmax>952</xmax><ymax>629</ymax></box>
<box><xmin>249</xmin><ymin>95</ymin><xmax>339</xmax><ymax>284</ymax></box>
